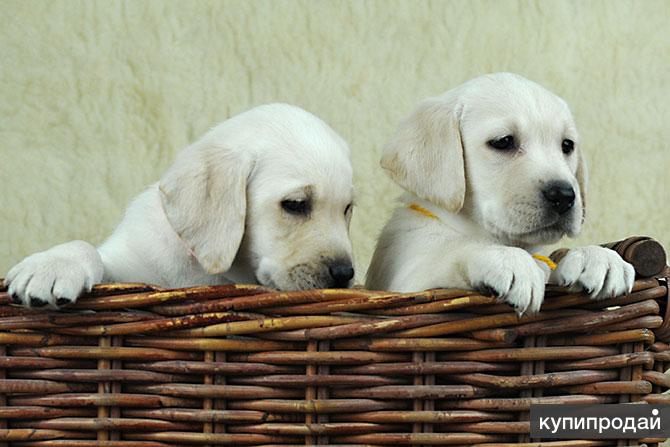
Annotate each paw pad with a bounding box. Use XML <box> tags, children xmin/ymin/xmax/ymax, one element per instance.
<box><xmin>29</xmin><ymin>297</ymin><xmax>47</xmax><ymax>307</ymax></box>
<box><xmin>56</xmin><ymin>298</ymin><xmax>72</xmax><ymax>307</ymax></box>
<box><xmin>475</xmin><ymin>284</ymin><xmax>499</xmax><ymax>298</ymax></box>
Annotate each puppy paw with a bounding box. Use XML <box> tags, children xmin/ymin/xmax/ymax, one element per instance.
<box><xmin>551</xmin><ymin>245</ymin><xmax>635</xmax><ymax>300</ymax></box>
<box><xmin>466</xmin><ymin>247</ymin><xmax>546</xmax><ymax>315</ymax></box>
<box><xmin>4</xmin><ymin>241</ymin><xmax>104</xmax><ymax>309</ymax></box>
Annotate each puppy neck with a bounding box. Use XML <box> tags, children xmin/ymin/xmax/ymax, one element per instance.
<box><xmin>401</xmin><ymin>194</ymin><xmax>543</xmax><ymax>251</ymax></box>
<box><xmin>400</xmin><ymin>194</ymin><xmax>488</xmax><ymax>239</ymax></box>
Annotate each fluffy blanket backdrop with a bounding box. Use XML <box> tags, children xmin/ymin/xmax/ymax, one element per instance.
<box><xmin>1</xmin><ymin>0</ymin><xmax>668</xmax><ymax>282</ymax></box>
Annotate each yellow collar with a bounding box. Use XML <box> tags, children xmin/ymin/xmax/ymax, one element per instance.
<box><xmin>408</xmin><ymin>203</ymin><xmax>439</xmax><ymax>220</ymax></box>
<box><xmin>531</xmin><ymin>254</ymin><xmax>557</xmax><ymax>270</ymax></box>
<box><xmin>407</xmin><ymin>203</ymin><xmax>557</xmax><ymax>271</ymax></box>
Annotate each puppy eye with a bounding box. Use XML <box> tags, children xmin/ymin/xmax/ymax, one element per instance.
<box><xmin>562</xmin><ymin>139</ymin><xmax>575</xmax><ymax>155</ymax></box>
<box><xmin>344</xmin><ymin>203</ymin><xmax>353</xmax><ymax>215</ymax></box>
<box><xmin>281</xmin><ymin>199</ymin><xmax>310</xmax><ymax>215</ymax></box>
<box><xmin>487</xmin><ymin>135</ymin><xmax>516</xmax><ymax>151</ymax></box>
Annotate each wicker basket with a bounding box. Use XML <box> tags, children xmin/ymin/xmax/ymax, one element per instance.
<box><xmin>1</xmin><ymin>239</ymin><xmax>669</xmax><ymax>446</ymax></box>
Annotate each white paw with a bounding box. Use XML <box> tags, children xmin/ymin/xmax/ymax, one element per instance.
<box><xmin>466</xmin><ymin>247</ymin><xmax>546</xmax><ymax>315</ymax></box>
<box><xmin>4</xmin><ymin>241</ymin><xmax>104</xmax><ymax>309</ymax></box>
<box><xmin>551</xmin><ymin>245</ymin><xmax>635</xmax><ymax>300</ymax></box>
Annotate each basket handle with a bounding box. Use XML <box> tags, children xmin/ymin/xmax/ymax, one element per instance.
<box><xmin>550</xmin><ymin>236</ymin><xmax>667</xmax><ymax>278</ymax></box>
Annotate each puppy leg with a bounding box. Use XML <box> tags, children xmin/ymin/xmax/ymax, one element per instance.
<box><xmin>550</xmin><ymin>246</ymin><xmax>635</xmax><ymax>299</ymax></box>
<box><xmin>4</xmin><ymin>240</ymin><xmax>104</xmax><ymax>308</ymax></box>
<box><xmin>392</xmin><ymin>244</ymin><xmax>546</xmax><ymax>315</ymax></box>
<box><xmin>463</xmin><ymin>246</ymin><xmax>546</xmax><ymax>315</ymax></box>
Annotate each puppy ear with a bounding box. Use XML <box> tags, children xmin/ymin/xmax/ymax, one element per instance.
<box><xmin>159</xmin><ymin>141</ymin><xmax>254</xmax><ymax>274</ymax></box>
<box><xmin>381</xmin><ymin>96</ymin><xmax>465</xmax><ymax>212</ymax></box>
<box><xmin>576</xmin><ymin>148</ymin><xmax>588</xmax><ymax>218</ymax></box>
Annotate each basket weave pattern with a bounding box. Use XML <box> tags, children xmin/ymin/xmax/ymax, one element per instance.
<box><xmin>1</xmin><ymin>275</ymin><xmax>669</xmax><ymax>446</ymax></box>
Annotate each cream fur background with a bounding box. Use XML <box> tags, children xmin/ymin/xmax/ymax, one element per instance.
<box><xmin>1</xmin><ymin>0</ymin><xmax>669</xmax><ymax>283</ymax></box>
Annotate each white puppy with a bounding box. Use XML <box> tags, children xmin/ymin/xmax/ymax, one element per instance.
<box><xmin>6</xmin><ymin>103</ymin><xmax>355</xmax><ymax>308</ymax></box>
<box><xmin>367</xmin><ymin>73</ymin><xmax>634</xmax><ymax>314</ymax></box>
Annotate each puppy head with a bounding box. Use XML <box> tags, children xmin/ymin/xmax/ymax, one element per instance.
<box><xmin>382</xmin><ymin>73</ymin><xmax>586</xmax><ymax>247</ymax></box>
<box><xmin>160</xmin><ymin>103</ymin><xmax>355</xmax><ymax>290</ymax></box>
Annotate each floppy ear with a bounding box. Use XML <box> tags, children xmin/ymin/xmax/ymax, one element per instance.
<box><xmin>575</xmin><ymin>147</ymin><xmax>588</xmax><ymax>218</ymax></box>
<box><xmin>380</xmin><ymin>96</ymin><xmax>465</xmax><ymax>212</ymax></box>
<box><xmin>159</xmin><ymin>141</ymin><xmax>254</xmax><ymax>274</ymax></box>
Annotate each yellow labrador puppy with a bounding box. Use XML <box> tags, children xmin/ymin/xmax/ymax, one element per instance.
<box><xmin>6</xmin><ymin>104</ymin><xmax>355</xmax><ymax>308</ymax></box>
<box><xmin>367</xmin><ymin>73</ymin><xmax>634</xmax><ymax>314</ymax></box>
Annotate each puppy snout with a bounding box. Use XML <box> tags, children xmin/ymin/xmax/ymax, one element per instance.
<box><xmin>328</xmin><ymin>260</ymin><xmax>355</xmax><ymax>288</ymax></box>
<box><xmin>542</xmin><ymin>181</ymin><xmax>575</xmax><ymax>215</ymax></box>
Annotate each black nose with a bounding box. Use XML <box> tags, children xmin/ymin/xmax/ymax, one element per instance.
<box><xmin>542</xmin><ymin>181</ymin><xmax>575</xmax><ymax>215</ymax></box>
<box><xmin>328</xmin><ymin>261</ymin><xmax>354</xmax><ymax>288</ymax></box>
